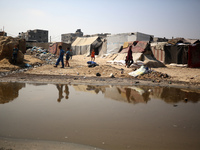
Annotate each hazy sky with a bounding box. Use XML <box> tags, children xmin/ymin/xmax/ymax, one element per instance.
<box><xmin>1</xmin><ymin>0</ymin><xmax>200</xmax><ymax>41</ymax></box>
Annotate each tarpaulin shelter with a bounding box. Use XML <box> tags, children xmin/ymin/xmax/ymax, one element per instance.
<box><xmin>120</xmin><ymin>41</ymin><xmax>152</xmax><ymax>55</ymax></box>
<box><xmin>163</xmin><ymin>45</ymin><xmax>188</xmax><ymax>64</ymax></box>
<box><xmin>151</xmin><ymin>42</ymin><xmax>168</xmax><ymax>63</ymax></box>
<box><xmin>48</xmin><ymin>42</ymin><xmax>70</xmax><ymax>56</ymax></box>
<box><xmin>71</xmin><ymin>36</ymin><xmax>102</xmax><ymax>55</ymax></box>
<box><xmin>106</xmin><ymin>32</ymin><xmax>153</xmax><ymax>55</ymax></box>
<box><xmin>188</xmin><ymin>44</ymin><xmax>200</xmax><ymax>68</ymax></box>
<box><xmin>110</xmin><ymin>41</ymin><xmax>165</xmax><ymax>68</ymax></box>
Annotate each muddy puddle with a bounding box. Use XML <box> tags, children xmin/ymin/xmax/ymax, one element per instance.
<box><xmin>0</xmin><ymin>82</ymin><xmax>200</xmax><ymax>150</ymax></box>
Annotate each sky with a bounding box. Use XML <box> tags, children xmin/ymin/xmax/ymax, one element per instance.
<box><xmin>0</xmin><ymin>0</ymin><xmax>200</xmax><ymax>42</ymax></box>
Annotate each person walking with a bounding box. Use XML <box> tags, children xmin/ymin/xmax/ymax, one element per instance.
<box><xmin>65</xmin><ymin>47</ymin><xmax>70</xmax><ymax>67</ymax></box>
<box><xmin>54</xmin><ymin>45</ymin><xmax>64</xmax><ymax>68</ymax></box>
<box><xmin>125</xmin><ymin>46</ymin><xmax>133</xmax><ymax>68</ymax></box>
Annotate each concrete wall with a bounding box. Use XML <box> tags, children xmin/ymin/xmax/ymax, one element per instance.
<box><xmin>26</xmin><ymin>42</ymin><xmax>50</xmax><ymax>49</ymax></box>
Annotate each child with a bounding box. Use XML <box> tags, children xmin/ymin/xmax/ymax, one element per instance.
<box><xmin>70</xmin><ymin>49</ymin><xmax>73</xmax><ymax>59</ymax></box>
<box><xmin>65</xmin><ymin>47</ymin><xmax>70</xmax><ymax>67</ymax></box>
<box><xmin>54</xmin><ymin>45</ymin><xmax>64</xmax><ymax>68</ymax></box>
<box><xmin>91</xmin><ymin>49</ymin><xmax>95</xmax><ymax>61</ymax></box>
<box><xmin>12</xmin><ymin>44</ymin><xmax>19</xmax><ymax>64</ymax></box>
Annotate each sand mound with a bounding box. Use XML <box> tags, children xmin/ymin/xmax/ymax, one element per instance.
<box><xmin>0</xmin><ymin>36</ymin><xmax>26</xmax><ymax>64</ymax></box>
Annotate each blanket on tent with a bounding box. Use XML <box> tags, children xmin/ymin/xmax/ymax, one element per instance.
<box><xmin>188</xmin><ymin>44</ymin><xmax>200</xmax><ymax>68</ymax></box>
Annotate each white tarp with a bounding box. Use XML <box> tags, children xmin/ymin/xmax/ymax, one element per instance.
<box><xmin>71</xmin><ymin>36</ymin><xmax>102</xmax><ymax>55</ymax></box>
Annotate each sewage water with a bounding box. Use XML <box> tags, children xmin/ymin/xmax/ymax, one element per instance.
<box><xmin>0</xmin><ymin>82</ymin><xmax>200</xmax><ymax>150</ymax></box>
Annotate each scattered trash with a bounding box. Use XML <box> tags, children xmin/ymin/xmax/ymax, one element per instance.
<box><xmin>87</xmin><ymin>61</ymin><xmax>99</xmax><ymax>68</ymax></box>
<box><xmin>109</xmin><ymin>73</ymin><xmax>115</xmax><ymax>78</ymax></box>
<box><xmin>121</xmin><ymin>68</ymin><xmax>124</xmax><ymax>74</ymax></box>
<box><xmin>25</xmin><ymin>63</ymin><xmax>32</xmax><ymax>68</ymax></box>
<box><xmin>128</xmin><ymin>65</ymin><xmax>148</xmax><ymax>77</ymax></box>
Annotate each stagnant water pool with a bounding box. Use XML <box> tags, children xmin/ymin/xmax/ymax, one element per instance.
<box><xmin>0</xmin><ymin>82</ymin><xmax>200</xmax><ymax>150</ymax></box>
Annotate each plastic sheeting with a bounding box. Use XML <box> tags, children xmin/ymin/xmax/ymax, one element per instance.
<box><xmin>188</xmin><ymin>44</ymin><xmax>200</xmax><ymax>68</ymax></box>
<box><xmin>164</xmin><ymin>45</ymin><xmax>188</xmax><ymax>64</ymax></box>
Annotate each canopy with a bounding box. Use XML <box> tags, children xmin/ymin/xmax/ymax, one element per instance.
<box><xmin>71</xmin><ymin>36</ymin><xmax>102</xmax><ymax>55</ymax></box>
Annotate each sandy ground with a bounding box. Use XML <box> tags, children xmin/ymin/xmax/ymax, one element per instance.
<box><xmin>0</xmin><ymin>137</ymin><xmax>103</xmax><ymax>150</ymax></box>
<box><xmin>0</xmin><ymin>55</ymin><xmax>200</xmax><ymax>89</ymax></box>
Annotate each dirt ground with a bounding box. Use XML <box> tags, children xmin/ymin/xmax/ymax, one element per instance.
<box><xmin>0</xmin><ymin>55</ymin><xmax>200</xmax><ymax>89</ymax></box>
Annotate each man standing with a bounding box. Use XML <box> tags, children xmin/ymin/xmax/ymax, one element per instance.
<box><xmin>54</xmin><ymin>45</ymin><xmax>64</xmax><ymax>68</ymax></box>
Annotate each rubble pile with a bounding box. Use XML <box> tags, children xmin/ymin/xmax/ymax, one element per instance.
<box><xmin>26</xmin><ymin>46</ymin><xmax>57</xmax><ymax>64</ymax></box>
<box><xmin>136</xmin><ymin>71</ymin><xmax>170</xmax><ymax>81</ymax></box>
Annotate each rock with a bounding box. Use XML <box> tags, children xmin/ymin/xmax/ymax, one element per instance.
<box><xmin>96</xmin><ymin>73</ymin><xmax>101</xmax><ymax>76</ymax></box>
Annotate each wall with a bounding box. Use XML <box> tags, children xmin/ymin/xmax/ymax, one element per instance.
<box><xmin>136</xmin><ymin>32</ymin><xmax>154</xmax><ymax>41</ymax></box>
<box><xmin>26</xmin><ymin>42</ymin><xmax>50</xmax><ymax>49</ymax></box>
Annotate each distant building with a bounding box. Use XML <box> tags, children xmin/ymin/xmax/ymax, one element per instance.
<box><xmin>61</xmin><ymin>29</ymin><xmax>83</xmax><ymax>44</ymax></box>
<box><xmin>89</xmin><ymin>33</ymin><xmax>111</xmax><ymax>39</ymax></box>
<box><xmin>19</xmin><ymin>29</ymin><xmax>48</xmax><ymax>42</ymax></box>
<box><xmin>0</xmin><ymin>31</ymin><xmax>7</xmax><ymax>36</ymax></box>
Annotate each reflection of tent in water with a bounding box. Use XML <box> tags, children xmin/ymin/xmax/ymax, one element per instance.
<box><xmin>0</xmin><ymin>82</ymin><xmax>25</xmax><ymax>104</ymax></box>
<box><xmin>71</xmin><ymin>36</ymin><xmax>102</xmax><ymax>56</ymax></box>
<box><xmin>104</xmin><ymin>86</ymin><xmax>150</xmax><ymax>104</ymax></box>
<box><xmin>72</xmin><ymin>85</ymin><xmax>106</xmax><ymax>94</ymax></box>
<box><xmin>150</xmin><ymin>87</ymin><xmax>200</xmax><ymax>104</ymax></box>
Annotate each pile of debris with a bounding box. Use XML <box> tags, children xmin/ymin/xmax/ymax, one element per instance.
<box><xmin>136</xmin><ymin>71</ymin><xmax>170</xmax><ymax>81</ymax></box>
<box><xmin>26</xmin><ymin>46</ymin><xmax>57</xmax><ymax>64</ymax></box>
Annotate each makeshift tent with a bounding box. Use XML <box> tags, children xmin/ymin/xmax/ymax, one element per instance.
<box><xmin>48</xmin><ymin>42</ymin><xmax>70</xmax><ymax>56</ymax></box>
<box><xmin>106</xmin><ymin>32</ymin><xmax>153</xmax><ymax>55</ymax></box>
<box><xmin>151</xmin><ymin>42</ymin><xmax>168</xmax><ymax>63</ymax></box>
<box><xmin>120</xmin><ymin>41</ymin><xmax>152</xmax><ymax>55</ymax></box>
<box><xmin>188</xmin><ymin>44</ymin><xmax>200</xmax><ymax>68</ymax></box>
<box><xmin>109</xmin><ymin>41</ymin><xmax>165</xmax><ymax>68</ymax></box>
<box><xmin>164</xmin><ymin>45</ymin><xmax>188</xmax><ymax>64</ymax></box>
<box><xmin>71</xmin><ymin>36</ymin><xmax>102</xmax><ymax>55</ymax></box>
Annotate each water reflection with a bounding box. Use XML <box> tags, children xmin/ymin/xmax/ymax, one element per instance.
<box><xmin>73</xmin><ymin>85</ymin><xmax>200</xmax><ymax>104</ymax></box>
<box><xmin>56</xmin><ymin>84</ymin><xmax>69</xmax><ymax>102</ymax></box>
<box><xmin>150</xmin><ymin>87</ymin><xmax>200</xmax><ymax>103</ymax></box>
<box><xmin>0</xmin><ymin>82</ymin><xmax>200</xmax><ymax>105</ymax></box>
<box><xmin>0</xmin><ymin>82</ymin><xmax>25</xmax><ymax>104</ymax></box>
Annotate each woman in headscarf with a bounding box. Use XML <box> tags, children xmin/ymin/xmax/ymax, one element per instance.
<box><xmin>125</xmin><ymin>46</ymin><xmax>133</xmax><ymax>68</ymax></box>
